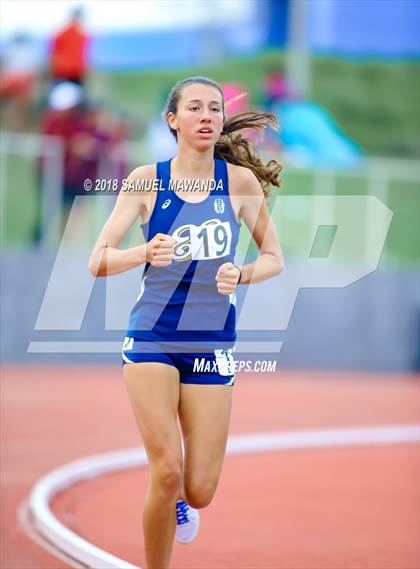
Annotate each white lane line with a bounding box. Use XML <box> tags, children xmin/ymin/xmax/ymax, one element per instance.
<box><xmin>227</xmin><ymin>424</ymin><xmax>420</xmax><ymax>454</ymax></box>
<box><xmin>22</xmin><ymin>424</ymin><xmax>420</xmax><ymax>569</ymax></box>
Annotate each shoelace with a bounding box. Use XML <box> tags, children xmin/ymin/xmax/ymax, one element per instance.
<box><xmin>176</xmin><ymin>500</ymin><xmax>190</xmax><ymax>525</ymax></box>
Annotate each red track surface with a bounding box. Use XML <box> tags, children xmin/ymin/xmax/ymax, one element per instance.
<box><xmin>1</xmin><ymin>365</ymin><xmax>419</xmax><ymax>568</ymax></box>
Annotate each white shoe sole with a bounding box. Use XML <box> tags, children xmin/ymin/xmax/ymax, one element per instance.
<box><xmin>176</xmin><ymin>512</ymin><xmax>200</xmax><ymax>544</ymax></box>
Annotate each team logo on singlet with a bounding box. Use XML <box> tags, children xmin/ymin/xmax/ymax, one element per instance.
<box><xmin>122</xmin><ymin>336</ymin><xmax>134</xmax><ymax>351</ymax></box>
<box><xmin>172</xmin><ymin>218</ymin><xmax>232</xmax><ymax>261</ymax></box>
<box><xmin>162</xmin><ymin>199</ymin><xmax>171</xmax><ymax>209</ymax></box>
<box><xmin>214</xmin><ymin>197</ymin><xmax>225</xmax><ymax>214</ymax></box>
<box><xmin>214</xmin><ymin>348</ymin><xmax>235</xmax><ymax>376</ymax></box>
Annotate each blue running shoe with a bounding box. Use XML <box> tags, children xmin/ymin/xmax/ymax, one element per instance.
<box><xmin>175</xmin><ymin>500</ymin><xmax>200</xmax><ymax>544</ymax></box>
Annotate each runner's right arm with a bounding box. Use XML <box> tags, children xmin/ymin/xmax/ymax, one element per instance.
<box><xmin>88</xmin><ymin>166</ymin><xmax>176</xmax><ymax>277</ymax></box>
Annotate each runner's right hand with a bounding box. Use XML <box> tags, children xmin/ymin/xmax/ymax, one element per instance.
<box><xmin>146</xmin><ymin>233</ymin><xmax>176</xmax><ymax>267</ymax></box>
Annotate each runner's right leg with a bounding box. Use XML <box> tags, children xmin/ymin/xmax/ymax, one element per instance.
<box><xmin>123</xmin><ymin>362</ymin><xmax>183</xmax><ymax>569</ymax></box>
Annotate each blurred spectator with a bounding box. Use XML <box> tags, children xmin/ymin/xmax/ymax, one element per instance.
<box><xmin>34</xmin><ymin>82</ymin><xmax>129</xmax><ymax>243</ymax></box>
<box><xmin>49</xmin><ymin>6</ymin><xmax>90</xmax><ymax>89</ymax></box>
<box><xmin>264</xmin><ymin>67</ymin><xmax>299</xmax><ymax>110</ymax></box>
<box><xmin>34</xmin><ymin>81</ymin><xmax>84</xmax><ymax>242</ymax></box>
<box><xmin>66</xmin><ymin>101</ymin><xmax>127</xmax><ymax>192</ymax></box>
<box><xmin>0</xmin><ymin>33</ymin><xmax>39</xmax><ymax>130</ymax></box>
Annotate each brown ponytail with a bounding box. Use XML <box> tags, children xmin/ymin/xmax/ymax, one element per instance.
<box><xmin>215</xmin><ymin>111</ymin><xmax>283</xmax><ymax>199</ymax></box>
<box><xmin>163</xmin><ymin>76</ymin><xmax>284</xmax><ymax>199</ymax></box>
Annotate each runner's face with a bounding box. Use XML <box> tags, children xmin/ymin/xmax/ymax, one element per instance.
<box><xmin>168</xmin><ymin>83</ymin><xmax>224</xmax><ymax>149</ymax></box>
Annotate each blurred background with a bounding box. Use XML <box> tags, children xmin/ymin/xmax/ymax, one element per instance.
<box><xmin>0</xmin><ymin>0</ymin><xmax>419</xmax><ymax>370</ymax></box>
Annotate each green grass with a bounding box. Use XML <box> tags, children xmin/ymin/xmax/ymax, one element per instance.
<box><xmin>1</xmin><ymin>154</ymin><xmax>38</xmax><ymax>244</ymax></box>
<box><xmin>310</xmin><ymin>57</ymin><xmax>420</xmax><ymax>158</ymax></box>
<box><xmin>386</xmin><ymin>179</ymin><xmax>420</xmax><ymax>265</ymax></box>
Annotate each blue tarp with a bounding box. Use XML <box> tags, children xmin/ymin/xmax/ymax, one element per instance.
<box><xmin>274</xmin><ymin>100</ymin><xmax>363</xmax><ymax>169</ymax></box>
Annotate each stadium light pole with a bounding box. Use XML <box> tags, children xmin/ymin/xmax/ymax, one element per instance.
<box><xmin>286</xmin><ymin>0</ymin><xmax>311</xmax><ymax>99</ymax></box>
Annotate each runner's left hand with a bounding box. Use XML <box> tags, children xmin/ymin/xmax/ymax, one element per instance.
<box><xmin>215</xmin><ymin>262</ymin><xmax>241</xmax><ymax>295</ymax></box>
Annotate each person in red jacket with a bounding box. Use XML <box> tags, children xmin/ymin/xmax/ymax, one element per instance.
<box><xmin>49</xmin><ymin>7</ymin><xmax>89</xmax><ymax>87</ymax></box>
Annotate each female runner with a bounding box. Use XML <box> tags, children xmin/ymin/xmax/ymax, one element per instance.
<box><xmin>89</xmin><ymin>76</ymin><xmax>285</xmax><ymax>569</ymax></box>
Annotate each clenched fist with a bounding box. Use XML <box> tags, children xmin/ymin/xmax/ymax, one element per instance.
<box><xmin>146</xmin><ymin>233</ymin><xmax>176</xmax><ymax>267</ymax></box>
<box><xmin>215</xmin><ymin>262</ymin><xmax>241</xmax><ymax>295</ymax></box>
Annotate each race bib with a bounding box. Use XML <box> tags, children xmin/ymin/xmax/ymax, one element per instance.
<box><xmin>173</xmin><ymin>218</ymin><xmax>232</xmax><ymax>261</ymax></box>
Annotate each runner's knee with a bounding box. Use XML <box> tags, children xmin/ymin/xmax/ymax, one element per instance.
<box><xmin>151</xmin><ymin>463</ymin><xmax>183</xmax><ymax>499</ymax></box>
